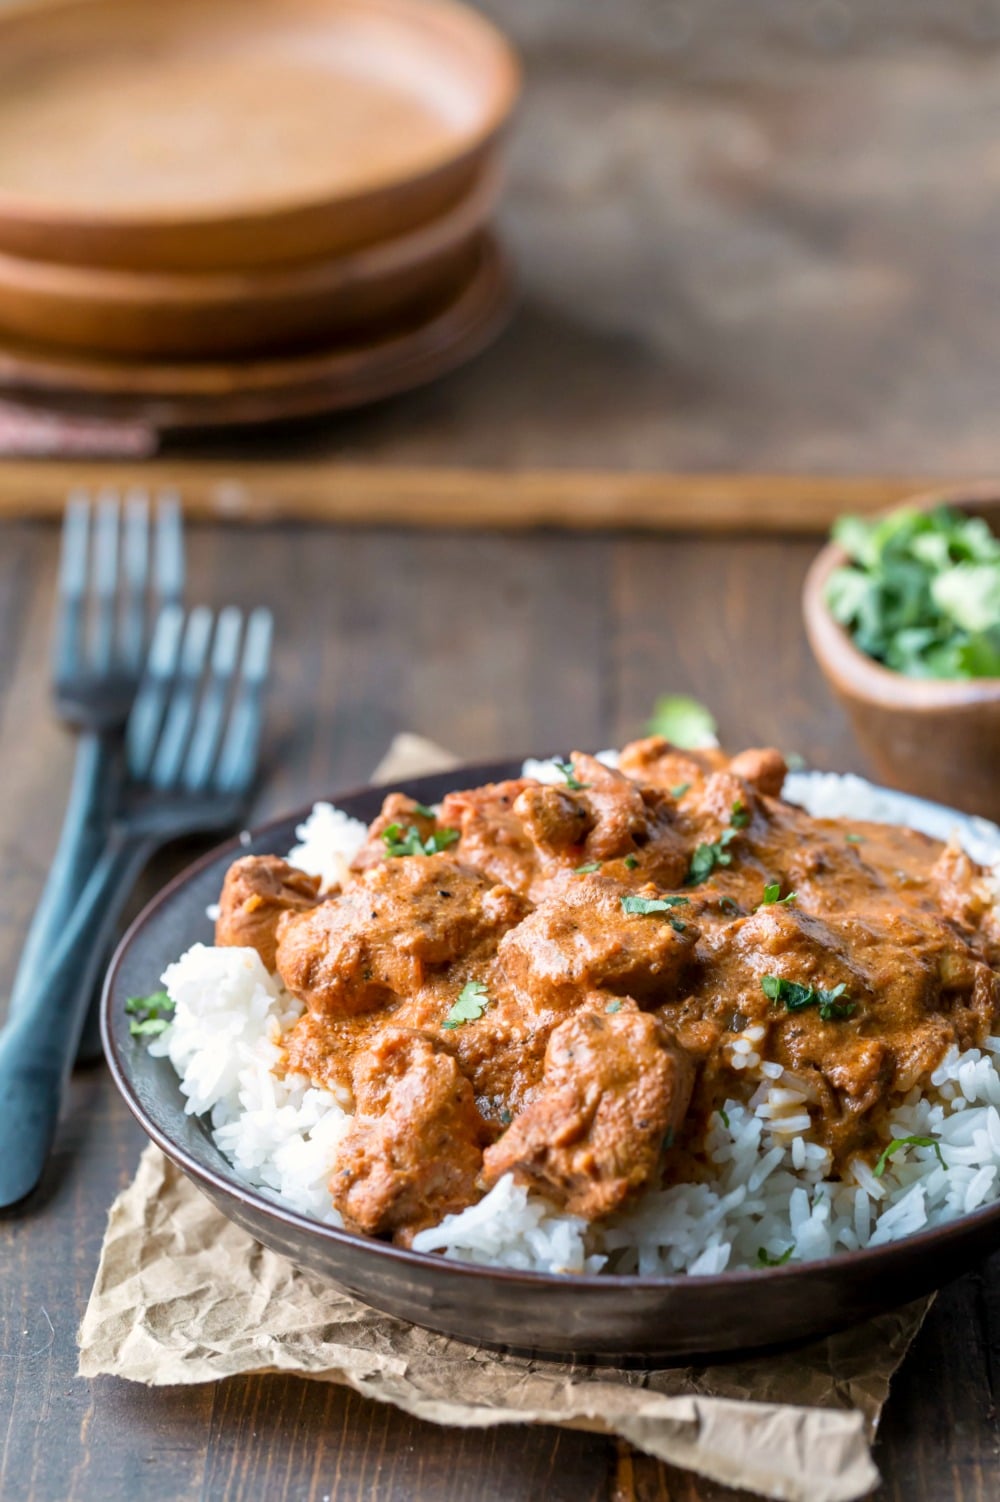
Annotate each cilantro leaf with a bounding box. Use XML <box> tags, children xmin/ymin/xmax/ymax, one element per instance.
<box><xmin>623</xmin><ymin>853</ymin><xmax>639</xmax><ymax>870</ymax></box>
<box><xmin>647</xmin><ymin>695</ymin><xmax>718</xmax><ymax>748</ymax></box>
<box><xmin>718</xmin><ymin>895</ymin><xmax>742</xmax><ymax>916</ymax></box>
<box><xmin>873</xmin><ymin>1135</ymin><xmax>947</xmax><ymax>1177</ymax></box>
<box><xmin>411</xmin><ymin>802</ymin><xmax>438</xmax><ymax>818</ymax></box>
<box><xmin>761</xmin><ymin>975</ymin><xmax>855</xmax><ymax>1021</ymax></box>
<box><xmin>759</xmin><ymin>882</ymin><xmax>796</xmax><ymax>907</ymax></box>
<box><xmin>605</xmin><ymin>999</ymin><xmax>624</xmax><ymax>1013</ymax></box>
<box><xmin>574</xmin><ymin>861</ymin><xmax>602</xmax><ymax>874</ymax></box>
<box><xmin>620</xmin><ymin>895</ymin><xmax>689</xmax><ymax>915</ymax></box>
<box><xmin>126</xmin><ymin>989</ymin><xmax>174</xmax><ymax>1037</ymax></box>
<box><xmin>756</xmin><ymin>1245</ymin><xmax>794</xmax><ymax>1268</ymax></box>
<box><xmin>383</xmin><ymin>822</ymin><xmax>460</xmax><ymax>858</ymax></box>
<box><xmin>554</xmin><ymin>759</ymin><xmax>589</xmax><ymax>791</ymax></box>
<box><xmin>730</xmin><ymin>799</ymin><xmax>750</xmax><ymax>829</ymax></box>
<box><xmin>670</xmin><ymin>782</ymin><xmax>691</xmax><ymax>799</ymax></box>
<box><xmin>442</xmin><ymin>980</ymin><xmax>490</xmax><ymax>1029</ymax></box>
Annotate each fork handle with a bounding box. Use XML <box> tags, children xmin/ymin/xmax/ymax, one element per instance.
<box><xmin>0</xmin><ymin>831</ymin><xmax>153</xmax><ymax>1209</ymax></box>
<box><xmin>9</xmin><ymin>730</ymin><xmax>117</xmax><ymax>1018</ymax></box>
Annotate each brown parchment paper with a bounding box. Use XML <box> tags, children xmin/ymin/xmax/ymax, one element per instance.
<box><xmin>79</xmin><ymin>734</ymin><xmax>931</xmax><ymax>1502</ymax></box>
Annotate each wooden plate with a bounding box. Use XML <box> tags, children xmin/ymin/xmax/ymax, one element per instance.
<box><xmin>0</xmin><ymin>166</ymin><xmax>501</xmax><ymax>358</ymax></box>
<box><xmin>0</xmin><ymin>237</ymin><xmax>513</xmax><ymax>429</ymax></box>
<box><xmin>0</xmin><ymin>0</ymin><xmax>519</xmax><ymax>270</ymax></box>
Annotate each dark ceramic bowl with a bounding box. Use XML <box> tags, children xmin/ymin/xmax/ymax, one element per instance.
<box><xmin>103</xmin><ymin>760</ymin><xmax>1000</xmax><ymax>1365</ymax></box>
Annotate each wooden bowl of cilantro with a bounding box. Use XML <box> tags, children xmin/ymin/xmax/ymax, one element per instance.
<box><xmin>803</xmin><ymin>487</ymin><xmax>1000</xmax><ymax>820</ymax></box>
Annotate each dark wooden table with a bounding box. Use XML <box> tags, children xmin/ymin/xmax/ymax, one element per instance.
<box><xmin>2</xmin><ymin>516</ymin><xmax>997</xmax><ymax>1502</ymax></box>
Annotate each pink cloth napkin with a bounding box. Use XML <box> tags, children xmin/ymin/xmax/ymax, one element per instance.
<box><xmin>0</xmin><ymin>398</ymin><xmax>157</xmax><ymax>458</ymax></box>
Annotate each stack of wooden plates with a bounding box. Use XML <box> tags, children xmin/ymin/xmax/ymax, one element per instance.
<box><xmin>0</xmin><ymin>0</ymin><xmax>519</xmax><ymax>427</ymax></box>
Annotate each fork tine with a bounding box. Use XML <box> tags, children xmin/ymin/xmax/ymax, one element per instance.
<box><xmin>90</xmin><ymin>490</ymin><xmax>120</xmax><ymax>672</ymax></box>
<box><xmin>53</xmin><ymin>491</ymin><xmax>90</xmax><ymax>686</ymax></box>
<box><xmin>212</xmin><ymin>607</ymin><xmax>273</xmax><ymax>795</ymax></box>
<box><xmin>149</xmin><ymin>607</ymin><xmax>214</xmax><ymax>790</ymax></box>
<box><xmin>153</xmin><ymin>491</ymin><xmax>185</xmax><ymax>607</ymax></box>
<box><xmin>181</xmin><ymin>606</ymin><xmax>243</xmax><ymax>791</ymax></box>
<box><xmin>126</xmin><ymin>604</ymin><xmax>185</xmax><ymax>780</ymax></box>
<box><xmin>121</xmin><ymin>489</ymin><xmax>150</xmax><ymax>674</ymax></box>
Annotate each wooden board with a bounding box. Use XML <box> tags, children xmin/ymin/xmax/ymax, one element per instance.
<box><xmin>2</xmin><ymin>517</ymin><xmax>998</xmax><ymax>1502</ymax></box>
<box><xmin>0</xmin><ymin>464</ymin><xmax>974</xmax><ymax>532</ymax></box>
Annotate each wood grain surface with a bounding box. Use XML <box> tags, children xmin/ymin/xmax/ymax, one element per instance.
<box><xmin>1</xmin><ymin>517</ymin><xmax>998</xmax><ymax>1502</ymax></box>
<box><xmin>0</xmin><ymin>462</ymin><xmax>963</xmax><ymax>531</ymax></box>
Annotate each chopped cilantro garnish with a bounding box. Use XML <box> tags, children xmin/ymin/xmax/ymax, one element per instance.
<box><xmin>718</xmin><ymin>1107</ymin><xmax>731</xmax><ymax>1129</ymax></box>
<box><xmin>825</xmin><ymin>504</ymin><xmax>1000</xmax><ymax>681</ymax></box>
<box><xmin>575</xmin><ymin>861</ymin><xmax>602</xmax><ymax>874</ymax></box>
<box><xmin>718</xmin><ymin>895</ymin><xmax>741</xmax><ymax>916</ymax></box>
<box><xmin>411</xmin><ymin>802</ymin><xmax>437</xmax><ymax>818</ymax></box>
<box><xmin>383</xmin><ymin>822</ymin><xmax>460</xmax><ymax>858</ymax></box>
<box><xmin>845</xmin><ymin>832</ymin><xmax>865</xmax><ymax>845</ymax></box>
<box><xmin>555</xmin><ymin>759</ymin><xmax>589</xmax><ymax>791</ymax></box>
<box><xmin>620</xmin><ymin>893</ymin><xmax>689</xmax><ymax>933</ymax></box>
<box><xmin>730</xmin><ymin>799</ymin><xmax>750</xmax><ymax>829</ymax></box>
<box><xmin>670</xmin><ymin>782</ymin><xmax>691</xmax><ymax>799</ymax></box>
<box><xmin>756</xmin><ymin>1245</ymin><xmax>794</xmax><ymax>1268</ymax></box>
<box><xmin>759</xmin><ymin>882</ymin><xmax>796</xmax><ymax>907</ymax></box>
<box><xmin>624</xmin><ymin>853</ymin><xmax>639</xmax><ymax>870</ymax></box>
<box><xmin>761</xmin><ymin>975</ymin><xmax>855</xmax><ymax>1021</ymax></box>
<box><xmin>687</xmin><ymin>826</ymin><xmax>740</xmax><ymax>884</ymax></box>
<box><xmin>442</xmin><ymin>980</ymin><xmax>490</xmax><ymax>1029</ymax></box>
<box><xmin>873</xmin><ymin>1135</ymin><xmax>947</xmax><ymax>1177</ymax></box>
<box><xmin>125</xmin><ymin>989</ymin><xmax>174</xmax><ymax>1038</ymax></box>
<box><xmin>647</xmin><ymin>695</ymin><xmax>717</xmax><ymax>748</ymax></box>
<box><xmin>605</xmin><ymin>999</ymin><xmax>624</xmax><ymax>1013</ymax></box>
<box><xmin>499</xmin><ymin>1108</ymin><xmax>513</xmax><ymax>1126</ymax></box>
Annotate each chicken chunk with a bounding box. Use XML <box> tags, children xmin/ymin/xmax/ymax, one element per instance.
<box><xmin>498</xmin><ymin>873</ymin><xmax>699</xmax><ymax>1010</ymax></box>
<box><xmin>331</xmin><ymin>1028</ymin><xmax>486</xmax><ymax>1239</ymax></box>
<box><xmin>350</xmin><ymin>792</ymin><xmax>451</xmax><ymax>873</ymax></box>
<box><xmin>215</xmin><ymin>855</ymin><xmax>321</xmax><ymax>971</ymax></box>
<box><xmin>481</xmin><ymin>1007</ymin><xmax>694</xmax><ymax>1218</ymax></box>
<box><xmin>275</xmin><ymin>854</ymin><xmax>527</xmax><ymax>1018</ymax></box>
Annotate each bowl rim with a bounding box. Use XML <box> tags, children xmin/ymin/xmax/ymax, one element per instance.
<box><xmin>101</xmin><ymin>756</ymin><xmax>1000</xmax><ymax>1294</ymax></box>
<box><xmin>0</xmin><ymin>0</ymin><xmax>522</xmax><ymax>233</ymax></box>
<box><xmin>802</xmin><ymin>482</ymin><xmax>1000</xmax><ymax>706</ymax></box>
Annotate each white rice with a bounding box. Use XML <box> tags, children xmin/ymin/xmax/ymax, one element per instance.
<box><xmin>150</xmin><ymin>762</ymin><xmax>1000</xmax><ymax>1276</ymax></box>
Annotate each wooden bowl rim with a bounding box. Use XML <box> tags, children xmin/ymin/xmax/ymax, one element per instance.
<box><xmin>0</xmin><ymin>0</ymin><xmax>521</xmax><ymax>231</ymax></box>
<box><xmin>802</xmin><ymin>483</ymin><xmax>1000</xmax><ymax>707</ymax></box>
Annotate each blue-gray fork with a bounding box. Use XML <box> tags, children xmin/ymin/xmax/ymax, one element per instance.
<box><xmin>9</xmin><ymin>491</ymin><xmax>184</xmax><ymax>1048</ymax></box>
<box><xmin>0</xmin><ymin>603</ymin><xmax>273</xmax><ymax>1208</ymax></box>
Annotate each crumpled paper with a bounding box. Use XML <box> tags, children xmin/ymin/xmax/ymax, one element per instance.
<box><xmin>79</xmin><ymin>733</ymin><xmax>931</xmax><ymax>1502</ymax></box>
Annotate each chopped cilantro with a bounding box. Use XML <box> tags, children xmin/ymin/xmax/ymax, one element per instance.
<box><xmin>574</xmin><ymin>861</ymin><xmax>602</xmax><ymax>874</ymax></box>
<box><xmin>761</xmin><ymin>975</ymin><xmax>855</xmax><ymax>1021</ymax></box>
<box><xmin>756</xmin><ymin>1245</ymin><xmax>794</xmax><ymax>1267</ymax></box>
<box><xmin>647</xmin><ymin>695</ymin><xmax>717</xmax><ymax>748</ymax></box>
<box><xmin>125</xmin><ymin>989</ymin><xmax>174</xmax><ymax>1038</ymax></box>
<box><xmin>605</xmin><ymin>999</ymin><xmax>624</xmax><ymax>1013</ymax></box>
<box><xmin>499</xmin><ymin>1108</ymin><xmax>513</xmax><ymax>1126</ymax></box>
<box><xmin>825</xmin><ymin>504</ymin><xmax>1000</xmax><ymax>681</ymax></box>
<box><xmin>718</xmin><ymin>895</ymin><xmax>742</xmax><ymax>916</ymax></box>
<box><xmin>718</xmin><ymin>1107</ymin><xmax>731</xmax><ymax>1129</ymax></box>
<box><xmin>873</xmin><ymin>1135</ymin><xmax>947</xmax><ymax>1177</ymax></box>
<box><xmin>620</xmin><ymin>894</ymin><xmax>689</xmax><ymax>916</ymax></box>
<box><xmin>442</xmin><ymin>980</ymin><xmax>490</xmax><ymax>1029</ymax></box>
<box><xmin>383</xmin><ymin>822</ymin><xmax>460</xmax><ymax>858</ymax></box>
<box><xmin>759</xmin><ymin>882</ymin><xmax>797</xmax><ymax>908</ymax></box>
<box><xmin>687</xmin><ymin>827</ymin><xmax>739</xmax><ymax>885</ymax></box>
<box><xmin>624</xmin><ymin>853</ymin><xmax>640</xmax><ymax>870</ymax></box>
<box><xmin>730</xmin><ymin>799</ymin><xmax>750</xmax><ymax>829</ymax></box>
<box><xmin>555</xmin><ymin>759</ymin><xmax>589</xmax><ymax>791</ymax></box>
<box><xmin>845</xmin><ymin>832</ymin><xmax>865</xmax><ymax>845</ymax></box>
<box><xmin>670</xmin><ymin>782</ymin><xmax>691</xmax><ymax>799</ymax></box>
<box><xmin>411</xmin><ymin>802</ymin><xmax>437</xmax><ymax>818</ymax></box>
